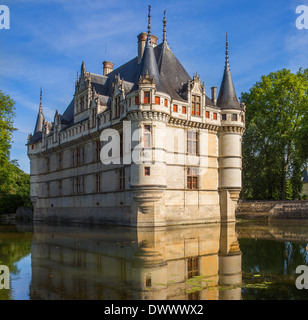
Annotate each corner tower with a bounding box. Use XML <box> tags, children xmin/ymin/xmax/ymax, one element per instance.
<box><xmin>217</xmin><ymin>33</ymin><xmax>245</xmax><ymax>222</ymax></box>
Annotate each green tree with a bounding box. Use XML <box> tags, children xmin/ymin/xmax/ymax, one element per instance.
<box><xmin>241</xmin><ymin>69</ymin><xmax>308</xmax><ymax>200</ymax></box>
<box><xmin>0</xmin><ymin>90</ymin><xmax>16</xmax><ymax>196</ymax></box>
<box><xmin>0</xmin><ymin>91</ymin><xmax>31</xmax><ymax>212</ymax></box>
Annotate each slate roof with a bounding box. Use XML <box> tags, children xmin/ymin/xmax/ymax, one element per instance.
<box><xmin>30</xmin><ymin>34</ymin><xmax>223</xmax><ymax>143</ymax></box>
<box><xmin>217</xmin><ymin>34</ymin><xmax>241</xmax><ymax>110</ymax></box>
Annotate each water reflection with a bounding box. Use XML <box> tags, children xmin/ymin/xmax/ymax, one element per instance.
<box><xmin>0</xmin><ymin>225</ymin><xmax>32</xmax><ymax>300</ymax></box>
<box><xmin>29</xmin><ymin>223</ymin><xmax>241</xmax><ymax>300</ymax></box>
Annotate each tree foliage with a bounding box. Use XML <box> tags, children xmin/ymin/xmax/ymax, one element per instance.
<box><xmin>0</xmin><ymin>90</ymin><xmax>31</xmax><ymax>213</ymax></box>
<box><xmin>241</xmin><ymin>69</ymin><xmax>308</xmax><ymax>200</ymax></box>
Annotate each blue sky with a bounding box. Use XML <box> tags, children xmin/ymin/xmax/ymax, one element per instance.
<box><xmin>1</xmin><ymin>0</ymin><xmax>307</xmax><ymax>173</ymax></box>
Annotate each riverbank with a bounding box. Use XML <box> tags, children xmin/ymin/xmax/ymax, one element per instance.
<box><xmin>236</xmin><ymin>200</ymin><xmax>308</xmax><ymax>221</ymax></box>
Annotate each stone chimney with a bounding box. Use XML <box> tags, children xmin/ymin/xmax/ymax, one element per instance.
<box><xmin>211</xmin><ymin>86</ymin><xmax>217</xmax><ymax>105</ymax></box>
<box><xmin>103</xmin><ymin>61</ymin><xmax>114</xmax><ymax>75</ymax></box>
<box><xmin>137</xmin><ymin>32</ymin><xmax>158</xmax><ymax>64</ymax></box>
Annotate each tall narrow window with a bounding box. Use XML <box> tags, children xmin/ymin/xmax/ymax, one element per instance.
<box><xmin>206</xmin><ymin>111</ymin><xmax>210</xmax><ymax>118</ymax></box>
<box><xmin>182</xmin><ymin>106</ymin><xmax>187</xmax><ymax>114</ymax></box>
<box><xmin>46</xmin><ymin>182</ymin><xmax>50</xmax><ymax>197</ymax></box>
<box><xmin>222</xmin><ymin>114</ymin><xmax>227</xmax><ymax>121</ymax></box>
<box><xmin>80</xmin><ymin>97</ymin><xmax>84</xmax><ymax>111</ymax></box>
<box><xmin>58</xmin><ymin>179</ymin><xmax>62</xmax><ymax>196</ymax></box>
<box><xmin>96</xmin><ymin>141</ymin><xmax>101</xmax><ymax>162</ymax></box>
<box><xmin>135</xmin><ymin>96</ymin><xmax>139</xmax><ymax>105</ymax></box>
<box><xmin>58</xmin><ymin>152</ymin><xmax>62</xmax><ymax>170</ymax></box>
<box><xmin>164</xmin><ymin>99</ymin><xmax>168</xmax><ymax>107</ymax></box>
<box><xmin>82</xmin><ymin>146</ymin><xmax>85</xmax><ymax>164</ymax></box>
<box><xmin>232</xmin><ymin>114</ymin><xmax>238</xmax><ymax>121</ymax></box>
<box><xmin>192</xmin><ymin>95</ymin><xmax>201</xmax><ymax>116</ymax></box>
<box><xmin>76</xmin><ymin>147</ymin><xmax>80</xmax><ymax>165</ymax></box>
<box><xmin>96</xmin><ymin>173</ymin><xmax>101</xmax><ymax>193</ymax></box>
<box><xmin>213</xmin><ymin>113</ymin><xmax>217</xmax><ymax>120</ymax></box>
<box><xmin>144</xmin><ymin>125</ymin><xmax>152</xmax><ymax>148</ymax></box>
<box><xmin>119</xmin><ymin>169</ymin><xmax>125</xmax><ymax>191</ymax></box>
<box><xmin>144</xmin><ymin>91</ymin><xmax>150</xmax><ymax>104</ymax></box>
<box><xmin>187</xmin><ymin>131</ymin><xmax>198</xmax><ymax>155</ymax></box>
<box><xmin>187</xmin><ymin>168</ymin><xmax>198</xmax><ymax>190</ymax></box>
<box><xmin>187</xmin><ymin>257</ymin><xmax>199</xmax><ymax>279</ymax></box>
<box><xmin>173</xmin><ymin>104</ymin><xmax>178</xmax><ymax>112</ymax></box>
<box><xmin>120</xmin><ymin>132</ymin><xmax>123</xmax><ymax>158</ymax></box>
<box><xmin>144</xmin><ymin>167</ymin><xmax>150</xmax><ymax>176</ymax></box>
<box><xmin>155</xmin><ymin>96</ymin><xmax>160</xmax><ymax>105</ymax></box>
<box><xmin>46</xmin><ymin>157</ymin><xmax>50</xmax><ymax>173</ymax></box>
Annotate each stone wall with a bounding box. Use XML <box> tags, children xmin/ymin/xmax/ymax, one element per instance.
<box><xmin>236</xmin><ymin>200</ymin><xmax>308</xmax><ymax>220</ymax></box>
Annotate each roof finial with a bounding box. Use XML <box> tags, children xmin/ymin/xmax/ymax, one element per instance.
<box><xmin>225</xmin><ymin>32</ymin><xmax>230</xmax><ymax>71</ymax></box>
<box><xmin>148</xmin><ymin>5</ymin><xmax>151</xmax><ymax>35</ymax></box>
<box><xmin>39</xmin><ymin>87</ymin><xmax>43</xmax><ymax>111</ymax></box>
<box><xmin>163</xmin><ymin>9</ymin><xmax>167</xmax><ymax>42</ymax></box>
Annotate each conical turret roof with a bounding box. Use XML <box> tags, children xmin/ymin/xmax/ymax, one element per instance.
<box><xmin>217</xmin><ymin>33</ymin><xmax>241</xmax><ymax>110</ymax></box>
<box><xmin>33</xmin><ymin>88</ymin><xmax>44</xmax><ymax>133</ymax></box>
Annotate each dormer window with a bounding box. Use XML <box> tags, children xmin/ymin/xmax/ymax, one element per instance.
<box><xmin>191</xmin><ymin>95</ymin><xmax>201</xmax><ymax>116</ymax></box>
<box><xmin>80</xmin><ymin>97</ymin><xmax>84</xmax><ymax>111</ymax></box>
<box><xmin>144</xmin><ymin>91</ymin><xmax>150</xmax><ymax>104</ymax></box>
<box><xmin>114</xmin><ymin>96</ymin><xmax>120</xmax><ymax>118</ymax></box>
<box><xmin>135</xmin><ymin>96</ymin><xmax>139</xmax><ymax>105</ymax></box>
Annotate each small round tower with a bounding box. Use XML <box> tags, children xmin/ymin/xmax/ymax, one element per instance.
<box><xmin>217</xmin><ymin>33</ymin><xmax>245</xmax><ymax>222</ymax></box>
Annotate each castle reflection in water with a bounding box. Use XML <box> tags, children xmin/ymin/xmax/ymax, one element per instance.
<box><xmin>29</xmin><ymin>222</ymin><xmax>242</xmax><ymax>300</ymax></box>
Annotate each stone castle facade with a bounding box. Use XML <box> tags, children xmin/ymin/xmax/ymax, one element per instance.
<box><xmin>27</xmin><ymin>9</ymin><xmax>245</xmax><ymax>227</ymax></box>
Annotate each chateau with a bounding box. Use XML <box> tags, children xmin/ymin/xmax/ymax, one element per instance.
<box><xmin>27</xmin><ymin>8</ymin><xmax>245</xmax><ymax>227</ymax></box>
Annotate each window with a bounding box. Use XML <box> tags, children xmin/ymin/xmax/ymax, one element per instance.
<box><xmin>144</xmin><ymin>91</ymin><xmax>150</xmax><ymax>104</ymax></box>
<box><xmin>144</xmin><ymin>167</ymin><xmax>150</xmax><ymax>176</ymax></box>
<box><xmin>192</xmin><ymin>95</ymin><xmax>201</xmax><ymax>116</ymax></box>
<box><xmin>164</xmin><ymin>99</ymin><xmax>168</xmax><ymax>107</ymax></box>
<box><xmin>46</xmin><ymin>182</ymin><xmax>50</xmax><ymax>197</ymax></box>
<box><xmin>144</xmin><ymin>125</ymin><xmax>152</xmax><ymax>148</ymax></box>
<box><xmin>119</xmin><ymin>169</ymin><xmax>125</xmax><ymax>191</ymax></box>
<box><xmin>173</xmin><ymin>104</ymin><xmax>178</xmax><ymax>112</ymax></box>
<box><xmin>80</xmin><ymin>97</ymin><xmax>84</xmax><ymax>111</ymax></box>
<box><xmin>213</xmin><ymin>113</ymin><xmax>217</xmax><ymax>120</ymax></box>
<box><xmin>114</xmin><ymin>97</ymin><xmax>120</xmax><ymax>118</ymax></box>
<box><xmin>58</xmin><ymin>179</ymin><xmax>62</xmax><ymax>196</ymax></box>
<box><xmin>232</xmin><ymin>114</ymin><xmax>238</xmax><ymax>121</ymax></box>
<box><xmin>95</xmin><ymin>141</ymin><xmax>101</xmax><ymax>162</ymax></box>
<box><xmin>187</xmin><ymin>257</ymin><xmax>199</xmax><ymax>278</ymax></box>
<box><xmin>205</xmin><ymin>111</ymin><xmax>210</xmax><ymax>118</ymax></box>
<box><xmin>120</xmin><ymin>132</ymin><xmax>123</xmax><ymax>158</ymax></box>
<box><xmin>76</xmin><ymin>147</ymin><xmax>80</xmax><ymax>165</ymax></box>
<box><xmin>155</xmin><ymin>96</ymin><xmax>160</xmax><ymax>105</ymax></box>
<box><xmin>46</xmin><ymin>157</ymin><xmax>50</xmax><ymax>173</ymax></box>
<box><xmin>76</xmin><ymin>177</ymin><xmax>81</xmax><ymax>194</ymax></box>
<box><xmin>187</xmin><ymin>168</ymin><xmax>198</xmax><ymax>190</ymax></box>
<box><xmin>146</xmin><ymin>275</ymin><xmax>152</xmax><ymax>287</ymax></box>
<box><xmin>135</xmin><ymin>96</ymin><xmax>139</xmax><ymax>105</ymax></box>
<box><xmin>58</xmin><ymin>152</ymin><xmax>62</xmax><ymax>170</ymax></box>
<box><xmin>182</xmin><ymin>106</ymin><xmax>187</xmax><ymax>114</ymax></box>
<box><xmin>95</xmin><ymin>173</ymin><xmax>101</xmax><ymax>193</ymax></box>
<box><xmin>222</xmin><ymin>114</ymin><xmax>227</xmax><ymax>121</ymax></box>
<box><xmin>81</xmin><ymin>146</ymin><xmax>85</xmax><ymax>164</ymax></box>
<box><xmin>241</xmin><ymin>114</ymin><xmax>244</xmax><ymax>122</ymax></box>
<box><xmin>187</xmin><ymin>131</ymin><xmax>198</xmax><ymax>155</ymax></box>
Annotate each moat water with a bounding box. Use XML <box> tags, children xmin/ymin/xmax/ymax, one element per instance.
<box><xmin>1</xmin><ymin>220</ymin><xmax>308</xmax><ymax>300</ymax></box>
